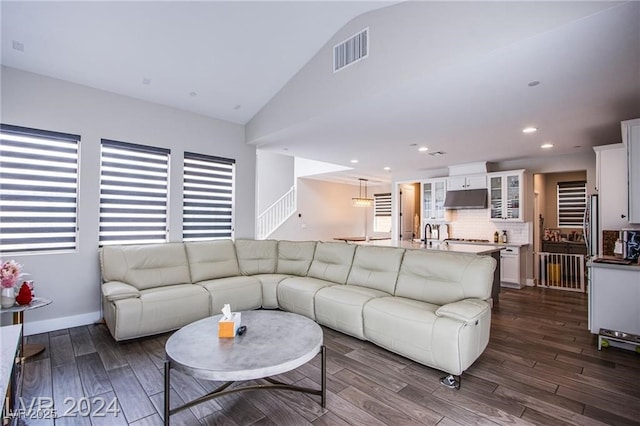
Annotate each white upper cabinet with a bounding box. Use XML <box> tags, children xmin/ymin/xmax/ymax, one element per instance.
<box><xmin>422</xmin><ymin>178</ymin><xmax>446</xmax><ymax>221</ymax></box>
<box><xmin>446</xmin><ymin>174</ymin><xmax>486</xmax><ymax>190</ymax></box>
<box><xmin>622</xmin><ymin>118</ymin><xmax>640</xmax><ymax>224</ymax></box>
<box><xmin>594</xmin><ymin>143</ymin><xmax>628</xmax><ymax>230</ymax></box>
<box><xmin>488</xmin><ymin>170</ymin><xmax>524</xmax><ymax>222</ymax></box>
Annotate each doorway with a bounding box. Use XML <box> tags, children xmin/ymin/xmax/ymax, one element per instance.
<box><xmin>399</xmin><ymin>182</ymin><xmax>420</xmax><ymax>241</ymax></box>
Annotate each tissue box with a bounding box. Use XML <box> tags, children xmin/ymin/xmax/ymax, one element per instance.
<box><xmin>218</xmin><ymin>312</ymin><xmax>241</xmax><ymax>338</ymax></box>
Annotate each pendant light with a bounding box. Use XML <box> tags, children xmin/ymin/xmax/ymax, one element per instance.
<box><xmin>352</xmin><ymin>178</ymin><xmax>374</xmax><ymax>207</ymax></box>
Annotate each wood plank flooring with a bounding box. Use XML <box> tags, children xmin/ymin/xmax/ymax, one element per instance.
<box><xmin>19</xmin><ymin>287</ymin><xmax>640</xmax><ymax>425</ymax></box>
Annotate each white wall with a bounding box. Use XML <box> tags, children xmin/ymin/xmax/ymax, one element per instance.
<box><xmin>269</xmin><ymin>178</ymin><xmax>390</xmax><ymax>241</ymax></box>
<box><xmin>246</xmin><ymin>1</ymin><xmax>614</xmax><ymax>143</ymax></box>
<box><xmin>256</xmin><ymin>150</ymin><xmax>295</xmax><ymax>212</ymax></box>
<box><xmin>0</xmin><ymin>67</ymin><xmax>255</xmax><ymax>334</ymax></box>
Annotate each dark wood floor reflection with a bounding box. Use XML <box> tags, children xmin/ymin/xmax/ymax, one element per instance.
<box><xmin>21</xmin><ymin>287</ymin><xmax>640</xmax><ymax>425</ymax></box>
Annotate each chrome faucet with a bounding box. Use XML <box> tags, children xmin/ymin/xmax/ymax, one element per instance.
<box><xmin>424</xmin><ymin>223</ymin><xmax>432</xmax><ymax>244</ymax></box>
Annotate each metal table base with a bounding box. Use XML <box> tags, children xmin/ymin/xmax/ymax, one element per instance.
<box><xmin>163</xmin><ymin>345</ymin><xmax>326</xmax><ymax>425</ymax></box>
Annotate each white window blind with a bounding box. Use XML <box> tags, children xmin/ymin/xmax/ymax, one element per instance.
<box><xmin>374</xmin><ymin>192</ymin><xmax>392</xmax><ymax>233</ymax></box>
<box><xmin>183</xmin><ymin>152</ymin><xmax>235</xmax><ymax>241</ymax></box>
<box><xmin>99</xmin><ymin>139</ymin><xmax>170</xmax><ymax>246</ymax></box>
<box><xmin>0</xmin><ymin>124</ymin><xmax>80</xmax><ymax>254</ymax></box>
<box><xmin>557</xmin><ymin>181</ymin><xmax>587</xmax><ymax>228</ymax></box>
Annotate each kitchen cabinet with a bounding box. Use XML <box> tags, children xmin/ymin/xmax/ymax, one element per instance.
<box><xmin>542</xmin><ymin>241</ymin><xmax>587</xmax><ymax>256</ymax></box>
<box><xmin>500</xmin><ymin>246</ymin><xmax>524</xmax><ymax>288</ymax></box>
<box><xmin>421</xmin><ymin>178</ymin><xmax>446</xmax><ymax>222</ymax></box>
<box><xmin>446</xmin><ymin>174</ymin><xmax>486</xmax><ymax>190</ymax></box>
<box><xmin>488</xmin><ymin>170</ymin><xmax>524</xmax><ymax>222</ymax></box>
<box><xmin>594</xmin><ymin>144</ymin><xmax>628</xmax><ymax>231</ymax></box>
<box><xmin>589</xmin><ymin>263</ymin><xmax>640</xmax><ymax>335</ymax></box>
<box><xmin>622</xmin><ymin>118</ymin><xmax>640</xmax><ymax>223</ymax></box>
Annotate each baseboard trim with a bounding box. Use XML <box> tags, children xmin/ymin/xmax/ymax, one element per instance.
<box><xmin>526</xmin><ymin>278</ymin><xmax>535</xmax><ymax>287</ymax></box>
<box><xmin>24</xmin><ymin>311</ymin><xmax>101</xmax><ymax>336</ymax></box>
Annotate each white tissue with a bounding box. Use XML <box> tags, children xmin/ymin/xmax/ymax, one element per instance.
<box><xmin>221</xmin><ymin>303</ymin><xmax>232</xmax><ymax>320</ymax></box>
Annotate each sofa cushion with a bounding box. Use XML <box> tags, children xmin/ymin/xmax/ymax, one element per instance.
<box><xmin>395</xmin><ymin>250</ymin><xmax>496</xmax><ymax>305</ymax></box>
<box><xmin>307</xmin><ymin>242</ymin><xmax>356</xmax><ymax>284</ymax></box>
<box><xmin>276</xmin><ymin>240</ymin><xmax>317</xmax><ymax>276</ymax></box>
<box><xmin>105</xmin><ymin>284</ymin><xmax>210</xmax><ymax>340</ymax></box>
<box><xmin>197</xmin><ymin>276</ymin><xmax>263</xmax><ymax>314</ymax></box>
<box><xmin>363</xmin><ymin>295</ymin><xmax>491</xmax><ymax>375</ymax></box>
<box><xmin>314</xmin><ymin>285</ymin><xmax>390</xmax><ymax>339</ymax></box>
<box><xmin>346</xmin><ymin>246</ymin><xmax>404</xmax><ymax>294</ymax></box>
<box><xmin>235</xmin><ymin>239</ymin><xmax>278</xmax><ymax>275</ymax></box>
<box><xmin>100</xmin><ymin>243</ymin><xmax>191</xmax><ymax>290</ymax></box>
<box><xmin>362</xmin><ymin>296</ymin><xmax>439</xmax><ymax>369</ymax></box>
<box><xmin>277</xmin><ymin>276</ymin><xmax>335</xmax><ymax>320</ymax></box>
<box><xmin>252</xmin><ymin>273</ymin><xmax>291</xmax><ymax>309</ymax></box>
<box><xmin>185</xmin><ymin>239</ymin><xmax>240</xmax><ymax>282</ymax></box>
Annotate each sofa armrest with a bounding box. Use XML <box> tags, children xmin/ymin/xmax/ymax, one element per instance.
<box><xmin>435</xmin><ymin>299</ymin><xmax>490</xmax><ymax>324</ymax></box>
<box><xmin>102</xmin><ymin>281</ymin><xmax>140</xmax><ymax>302</ymax></box>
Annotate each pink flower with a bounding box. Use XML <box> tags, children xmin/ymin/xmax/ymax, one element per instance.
<box><xmin>0</xmin><ymin>260</ymin><xmax>23</xmax><ymax>289</ymax></box>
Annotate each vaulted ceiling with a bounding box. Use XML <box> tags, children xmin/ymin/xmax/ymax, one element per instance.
<box><xmin>2</xmin><ymin>1</ymin><xmax>639</xmax><ymax>184</ymax></box>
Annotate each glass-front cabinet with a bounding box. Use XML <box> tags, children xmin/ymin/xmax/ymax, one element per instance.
<box><xmin>422</xmin><ymin>178</ymin><xmax>446</xmax><ymax>222</ymax></box>
<box><xmin>488</xmin><ymin>171</ymin><xmax>524</xmax><ymax>221</ymax></box>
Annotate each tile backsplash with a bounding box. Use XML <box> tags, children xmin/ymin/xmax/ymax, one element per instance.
<box><xmin>446</xmin><ymin>209</ymin><xmax>532</xmax><ymax>244</ymax></box>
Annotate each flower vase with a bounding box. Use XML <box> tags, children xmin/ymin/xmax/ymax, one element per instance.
<box><xmin>1</xmin><ymin>287</ymin><xmax>16</xmax><ymax>308</ymax></box>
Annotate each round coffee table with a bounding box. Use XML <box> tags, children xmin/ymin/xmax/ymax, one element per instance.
<box><xmin>163</xmin><ymin>310</ymin><xmax>325</xmax><ymax>425</ymax></box>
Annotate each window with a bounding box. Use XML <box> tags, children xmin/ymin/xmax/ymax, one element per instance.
<box><xmin>373</xmin><ymin>192</ymin><xmax>392</xmax><ymax>233</ymax></box>
<box><xmin>182</xmin><ymin>152</ymin><xmax>235</xmax><ymax>241</ymax></box>
<box><xmin>557</xmin><ymin>181</ymin><xmax>587</xmax><ymax>228</ymax></box>
<box><xmin>99</xmin><ymin>139</ymin><xmax>170</xmax><ymax>245</ymax></box>
<box><xmin>0</xmin><ymin>124</ymin><xmax>80</xmax><ymax>254</ymax></box>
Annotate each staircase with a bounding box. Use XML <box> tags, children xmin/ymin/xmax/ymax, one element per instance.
<box><xmin>256</xmin><ymin>186</ymin><xmax>296</xmax><ymax>240</ymax></box>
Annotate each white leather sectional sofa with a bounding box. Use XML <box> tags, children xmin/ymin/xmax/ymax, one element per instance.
<box><xmin>100</xmin><ymin>239</ymin><xmax>496</xmax><ymax>378</ymax></box>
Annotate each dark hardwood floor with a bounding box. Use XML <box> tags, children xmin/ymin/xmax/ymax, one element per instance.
<box><xmin>19</xmin><ymin>287</ymin><xmax>640</xmax><ymax>425</ymax></box>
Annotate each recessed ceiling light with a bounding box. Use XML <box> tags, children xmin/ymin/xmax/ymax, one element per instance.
<box><xmin>409</xmin><ymin>143</ymin><xmax>417</xmax><ymax>147</ymax></box>
<box><xmin>142</xmin><ymin>78</ymin><xmax>151</xmax><ymax>85</ymax></box>
<box><xmin>189</xmin><ymin>92</ymin><xmax>197</xmax><ymax>97</ymax></box>
<box><xmin>429</xmin><ymin>151</ymin><xmax>446</xmax><ymax>156</ymax></box>
<box><xmin>350</xmin><ymin>159</ymin><xmax>359</xmax><ymax>164</ymax></box>
<box><xmin>383</xmin><ymin>166</ymin><xmax>391</xmax><ymax>171</ymax></box>
<box><xmin>541</xmin><ymin>143</ymin><xmax>553</xmax><ymax>149</ymax></box>
<box><xmin>522</xmin><ymin>127</ymin><xmax>538</xmax><ymax>134</ymax></box>
<box><xmin>233</xmin><ymin>104</ymin><xmax>241</xmax><ymax>110</ymax></box>
<box><xmin>282</xmin><ymin>148</ymin><xmax>289</xmax><ymax>151</ymax></box>
<box><xmin>527</xmin><ymin>81</ymin><xmax>540</xmax><ymax>87</ymax></box>
<box><xmin>418</xmin><ymin>146</ymin><xmax>429</xmax><ymax>152</ymax></box>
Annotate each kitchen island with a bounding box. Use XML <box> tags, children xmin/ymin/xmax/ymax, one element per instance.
<box><xmin>358</xmin><ymin>239</ymin><xmax>503</xmax><ymax>305</ymax></box>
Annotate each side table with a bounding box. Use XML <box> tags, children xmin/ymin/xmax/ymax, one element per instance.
<box><xmin>1</xmin><ymin>297</ymin><xmax>52</xmax><ymax>359</ymax></box>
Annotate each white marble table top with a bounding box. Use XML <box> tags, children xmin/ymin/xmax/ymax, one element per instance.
<box><xmin>0</xmin><ymin>297</ymin><xmax>51</xmax><ymax>313</ymax></box>
<box><xmin>1</xmin><ymin>324</ymin><xmax>21</xmax><ymax>404</ymax></box>
<box><xmin>165</xmin><ymin>310</ymin><xmax>323</xmax><ymax>381</ymax></box>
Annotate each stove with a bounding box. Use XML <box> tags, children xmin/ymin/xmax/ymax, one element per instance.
<box><xmin>445</xmin><ymin>238</ymin><xmax>491</xmax><ymax>243</ymax></box>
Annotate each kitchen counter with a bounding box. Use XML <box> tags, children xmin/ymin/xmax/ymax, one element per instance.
<box><xmin>439</xmin><ymin>239</ymin><xmax>529</xmax><ymax>248</ymax></box>
<box><xmin>362</xmin><ymin>239</ymin><xmax>503</xmax><ymax>254</ymax></box>
<box><xmin>588</xmin><ymin>258</ymin><xmax>640</xmax><ymax>272</ymax></box>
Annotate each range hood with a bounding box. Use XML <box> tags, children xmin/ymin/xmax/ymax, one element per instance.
<box><xmin>444</xmin><ymin>189</ymin><xmax>488</xmax><ymax>209</ymax></box>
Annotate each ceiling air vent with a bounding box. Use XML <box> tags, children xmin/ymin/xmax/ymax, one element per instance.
<box><xmin>333</xmin><ymin>28</ymin><xmax>368</xmax><ymax>72</ymax></box>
